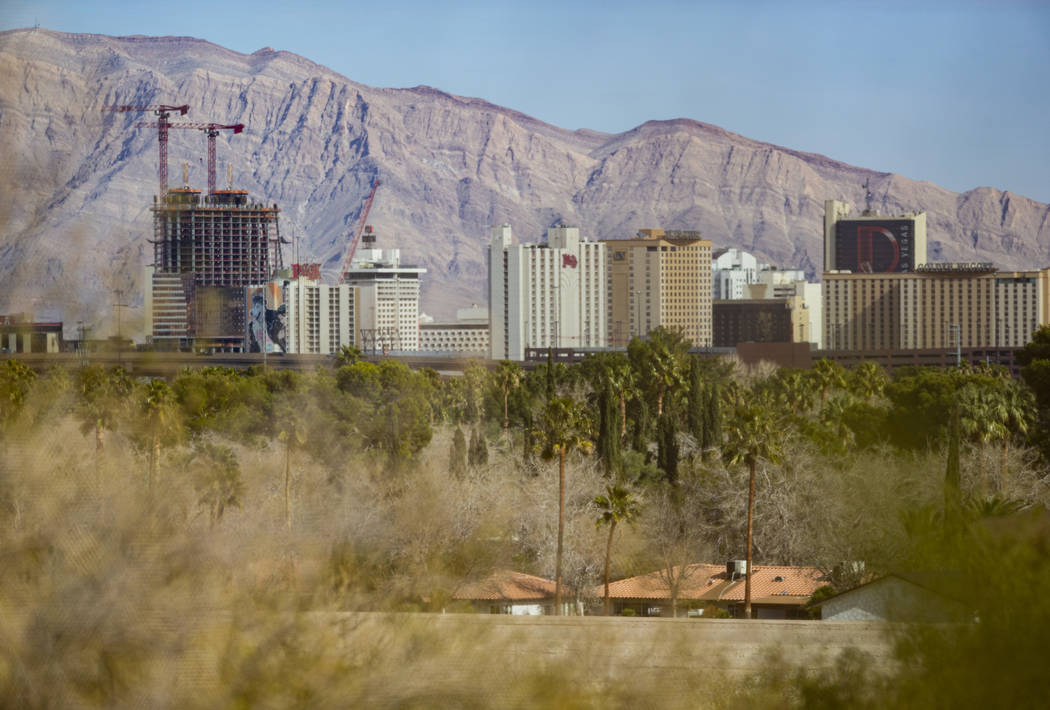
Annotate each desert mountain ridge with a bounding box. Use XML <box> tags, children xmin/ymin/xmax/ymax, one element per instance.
<box><xmin>1</xmin><ymin>27</ymin><xmax>1048</xmax><ymax>333</ymax></box>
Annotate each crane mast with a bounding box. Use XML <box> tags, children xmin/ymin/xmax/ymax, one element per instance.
<box><xmin>102</xmin><ymin>104</ymin><xmax>190</xmax><ymax>196</ymax></box>
<box><xmin>135</xmin><ymin>121</ymin><xmax>244</xmax><ymax>194</ymax></box>
<box><xmin>340</xmin><ymin>179</ymin><xmax>381</xmax><ymax>282</ymax></box>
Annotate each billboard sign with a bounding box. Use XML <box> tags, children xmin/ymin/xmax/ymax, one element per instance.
<box><xmin>834</xmin><ymin>219</ymin><xmax>916</xmax><ymax>273</ymax></box>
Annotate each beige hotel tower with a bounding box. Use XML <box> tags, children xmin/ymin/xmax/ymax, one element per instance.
<box><xmin>603</xmin><ymin>229</ymin><xmax>713</xmax><ymax>348</ymax></box>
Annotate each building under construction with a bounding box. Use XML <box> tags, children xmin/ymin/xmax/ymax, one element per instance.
<box><xmin>146</xmin><ymin>186</ymin><xmax>285</xmax><ymax>351</ymax></box>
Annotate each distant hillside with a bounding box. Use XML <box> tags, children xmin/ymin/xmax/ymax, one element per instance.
<box><xmin>1</xmin><ymin>28</ymin><xmax>1048</xmax><ymax>332</ymax></box>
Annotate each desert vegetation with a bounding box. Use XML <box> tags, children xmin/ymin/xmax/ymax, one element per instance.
<box><xmin>2</xmin><ymin>327</ymin><xmax>1050</xmax><ymax>706</ymax></box>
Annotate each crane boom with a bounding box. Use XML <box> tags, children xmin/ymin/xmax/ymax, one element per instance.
<box><xmin>136</xmin><ymin>122</ymin><xmax>244</xmax><ymax>194</ymax></box>
<box><xmin>340</xmin><ymin>179</ymin><xmax>381</xmax><ymax>281</ymax></box>
<box><xmin>103</xmin><ymin>104</ymin><xmax>190</xmax><ymax>195</ymax></box>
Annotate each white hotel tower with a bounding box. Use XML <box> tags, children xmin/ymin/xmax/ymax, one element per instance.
<box><xmin>489</xmin><ymin>225</ymin><xmax>606</xmax><ymax>361</ymax></box>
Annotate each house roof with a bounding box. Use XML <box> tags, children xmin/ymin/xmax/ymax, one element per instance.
<box><xmin>453</xmin><ymin>570</ymin><xmax>556</xmax><ymax>602</ymax></box>
<box><xmin>598</xmin><ymin>563</ymin><xmax>826</xmax><ymax>605</ymax></box>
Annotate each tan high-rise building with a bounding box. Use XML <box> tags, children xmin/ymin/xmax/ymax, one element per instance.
<box><xmin>603</xmin><ymin>229</ymin><xmax>713</xmax><ymax>348</ymax></box>
<box><xmin>824</xmin><ymin>265</ymin><xmax>1050</xmax><ymax>351</ymax></box>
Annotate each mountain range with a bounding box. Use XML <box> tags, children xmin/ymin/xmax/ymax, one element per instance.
<box><xmin>1</xmin><ymin>28</ymin><xmax>1048</xmax><ymax>332</ymax></box>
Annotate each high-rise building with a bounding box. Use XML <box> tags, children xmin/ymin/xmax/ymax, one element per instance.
<box><xmin>824</xmin><ymin>199</ymin><xmax>927</xmax><ymax>273</ymax></box>
<box><xmin>147</xmin><ymin>187</ymin><xmax>285</xmax><ymax>350</ymax></box>
<box><xmin>823</xmin><ymin>265</ymin><xmax>1050</xmax><ymax>351</ymax></box>
<box><xmin>489</xmin><ymin>225</ymin><xmax>607</xmax><ymax>361</ymax></box>
<box><xmin>603</xmin><ymin>229</ymin><xmax>713</xmax><ymax>348</ymax></box>
<box><xmin>344</xmin><ymin>245</ymin><xmax>425</xmax><ymax>353</ymax></box>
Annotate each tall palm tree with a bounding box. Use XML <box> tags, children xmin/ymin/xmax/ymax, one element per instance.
<box><xmin>139</xmin><ymin>379</ymin><xmax>179</xmax><ymax>494</ymax></box>
<box><xmin>494</xmin><ymin>360</ymin><xmax>523</xmax><ymax>431</ymax></box>
<box><xmin>535</xmin><ymin>396</ymin><xmax>594</xmax><ymax>615</ymax></box>
<box><xmin>75</xmin><ymin>366</ymin><xmax>132</xmax><ymax>477</ymax></box>
<box><xmin>812</xmin><ymin>359</ymin><xmax>847</xmax><ymax>413</ymax></box>
<box><xmin>629</xmin><ymin>327</ymin><xmax>690</xmax><ymax>416</ymax></box>
<box><xmin>595</xmin><ymin>483</ymin><xmax>640</xmax><ymax>616</ymax></box>
<box><xmin>724</xmin><ymin>399</ymin><xmax>783</xmax><ymax>619</ymax></box>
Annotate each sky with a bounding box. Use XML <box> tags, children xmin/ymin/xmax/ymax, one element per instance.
<box><xmin>3</xmin><ymin>0</ymin><xmax>1050</xmax><ymax>202</ymax></box>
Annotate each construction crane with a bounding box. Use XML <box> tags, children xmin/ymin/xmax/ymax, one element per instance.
<box><xmin>339</xmin><ymin>179</ymin><xmax>381</xmax><ymax>282</ymax></box>
<box><xmin>135</xmin><ymin>122</ymin><xmax>244</xmax><ymax>194</ymax></box>
<box><xmin>101</xmin><ymin>104</ymin><xmax>190</xmax><ymax>196</ymax></box>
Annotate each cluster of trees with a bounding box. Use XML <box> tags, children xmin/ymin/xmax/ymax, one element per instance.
<box><xmin>2</xmin><ymin>328</ymin><xmax>1050</xmax><ymax>704</ymax></box>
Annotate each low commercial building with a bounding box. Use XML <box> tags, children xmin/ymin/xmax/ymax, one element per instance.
<box><xmin>0</xmin><ymin>315</ymin><xmax>62</xmax><ymax>353</ymax></box>
<box><xmin>419</xmin><ymin>305</ymin><xmax>489</xmax><ymax>355</ymax></box>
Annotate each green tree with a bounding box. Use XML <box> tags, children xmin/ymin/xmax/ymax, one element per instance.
<box><xmin>656</xmin><ymin>412</ymin><xmax>680</xmax><ymax>484</ymax></box>
<box><xmin>187</xmin><ymin>440</ymin><xmax>244</xmax><ymax>526</ymax></box>
<box><xmin>74</xmin><ymin>365</ymin><xmax>132</xmax><ymax>475</ymax></box>
<box><xmin>628</xmin><ymin>327</ymin><xmax>690</xmax><ymax>416</ymax></box>
<box><xmin>334</xmin><ymin>344</ymin><xmax>363</xmax><ymax>368</ymax></box>
<box><xmin>468</xmin><ymin>427</ymin><xmax>488</xmax><ymax>467</ymax></box>
<box><xmin>811</xmin><ymin>358</ymin><xmax>848</xmax><ymax>413</ymax></box>
<box><xmin>494</xmin><ymin>360</ymin><xmax>523</xmax><ymax>431</ymax></box>
<box><xmin>535</xmin><ymin>396</ymin><xmax>594</xmax><ymax>615</ymax></box>
<box><xmin>449</xmin><ymin>426</ymin><xmax>467</xmax><ymax>478</ymax></box>
<box><xmin>0</xmin><ymin>358</ymin><xmax>36</xmax><ymax>437</ymax></box>
<box><xmin>724</xmin><ymin>399</ymin><xmax>783</xmax><ymax>619</ymax></box>
<box><xmin>137</xmin><ymin>379</ymin><xmax>180</xmax><ymax>495</ymax></box>
<box><xmin>850</xmin><ymin>361</ymin><xmax>889</xmax><ymax>404</ymax></box>
<box><xmin>595</xmin><ymin>483</ymin><xmax>641</xmax><ymax>616</ymax></box>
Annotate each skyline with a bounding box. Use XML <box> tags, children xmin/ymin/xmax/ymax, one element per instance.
<box><xmin>2</xmin><ymin>1</ymin><xmax>1049</xmax><ymax>205</ymax></box>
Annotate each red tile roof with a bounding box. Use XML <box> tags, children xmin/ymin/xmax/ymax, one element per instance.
<box><xmin>453</xmin><ymin>570</ymin><xmax>556</xmax><ymax>602</ymax></box>
<box><xmin>597</xmin><ymin>564</ymin><xmax>825</xmax><ymax>605</ymax></box>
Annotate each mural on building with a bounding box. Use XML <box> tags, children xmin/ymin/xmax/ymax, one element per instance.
<box><xmin>247</xmin><ymin>283</ymin><xmax>287</xmax><ymax>353</ymax></box>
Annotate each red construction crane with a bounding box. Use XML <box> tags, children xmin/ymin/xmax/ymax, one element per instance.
<box><xmin>136</xmin><ymin>121</ymin><xmax>244</xmax><ymax>194</ymax></box>
<box><xmin>102</xmin><ymin>104</ymin><xmax>190</xmax><ymax>196</ymax></box>
<box><xmin>340</xmin><ymin>179</ymin><xmax>381</xmax><ymax>282</ymax></box>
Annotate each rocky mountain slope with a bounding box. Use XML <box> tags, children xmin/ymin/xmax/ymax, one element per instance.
<box><xmin>1</xmin><ymin>28</ymin><xmax>1048</xmax><ymax>331</ymax></box>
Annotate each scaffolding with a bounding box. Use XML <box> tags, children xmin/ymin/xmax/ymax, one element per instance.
<box><xmin>151</xmin><ymin>188</ymin><xmax>284</xmax><ymax>287</ymax></box>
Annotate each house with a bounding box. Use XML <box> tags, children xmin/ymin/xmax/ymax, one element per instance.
<box><xmin>597</xmin><ymin>562</ymin><xmax>826</xmax><ymax>619</ymax></box>
<box><xmin>452</xmin><ymin>570</ymin><xmax>557</xmax><ymax>615</ymax></box>
<box><xmin>817</xmin><ymin>573</ymin><xmax>970</xmax><ymax>622</ymax></box>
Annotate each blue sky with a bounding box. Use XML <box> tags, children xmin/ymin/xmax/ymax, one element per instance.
<box><xmin>4</xmin><ymin>0</ymin><xmax>1049</xmax><ymax>202</ymax></box>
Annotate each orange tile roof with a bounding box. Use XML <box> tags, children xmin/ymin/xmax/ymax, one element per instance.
<box><xmin>597</xmin><ymin>564</ymin><xmax>826</xmax><ymax>604</ymax></box>
<box><xmin>453</xmin><ymin>570</ymin><xmax>556</xmax><ymax>602</ymax></box>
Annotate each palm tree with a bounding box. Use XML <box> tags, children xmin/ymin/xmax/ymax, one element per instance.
<box><xmin>494</xmin><ymin>360</ymin><xmax>523</xmax><ymax>431</ymax></box>
<box><xmin>139</xmin><ymin>379</ymin><xmax>180</xmax><ymax>494</ymax></box>
<box><xmin>629</xmin><ymin>327</ymin><xmax>690</xmax><ymax>416</ymax></box>
<box><xmin>724</xmin><ymin>399</ymin><xmax>783</xmax><ymax>619</ymax></box>
<box><xmin>535</xmin><ymin>396</ymin><xmax>594</xmax><ymax>615</ymax></box>
<box><xmin>334</xmin><ymin>344</ymin><xmax>363</xmax><ymax>368</ymax></box>
<box><xmin>961</xmin><ymin>379</ymin><xmax>1035</xmax><ymax>490</ymax></box>
<box><xmin>274</xmin><ymin>397</ymin><xmax>308</xmax><ymax>528</ymax></box>
<box><xmin>595</xmin><ymin>483</ymin><xmax>640</xmax><ymax>616</ymax></box>
<box><xmin>850</xmin><ymin>361</ymin><xmax>889</xmax><ymax>404</ymax></box>
<box><xmin>189</xmin><ymin>440</ymin><xmax>244</xmax><ymax>526</ymax></box>
<box><xmin>812</xmin><ymin>359</ymin><xmax>847</xmax><ymax>413</ymax></box>
<box><xmin>75</xmin><ymin>366</ymin><xmax>132</xmax><ymax>477</ymax></box>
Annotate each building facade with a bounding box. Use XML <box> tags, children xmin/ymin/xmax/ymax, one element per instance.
<box><xmin>419</xmin><ymin>305</ymin><xmax>490</xmax><ymax>354</ymax></box>
<box><xmin>604</xmin><ymin>229</ymin><xmax>713</xmax><ymax>348</ymax></box>
<box><xmin>344</xmin><ymin>247</ymin><xmax>426</xmax><ymax>353</ymax></box>
<box><xmin>824</xmin><ymin>199</ymin><xmax>927</xmax><ymax>273</ymax></box>
<box><xmin>147</xmin><ymin>187</ymin><xmax>285</xmax><ymax>350</ymax></box>
<box><xmin>712</xmin><ymin>298</ymin><xmax>800</xmax><ymax>347</ymax></box>
<box><xmin>823</xmin><ymin>265</ymin><xmax>1050</xmax><ymax>351</ymax></box>
<box><xmin>489</xmin><ymin>225</ymin><xmax>607</xmax><ymax>361</ymax></box>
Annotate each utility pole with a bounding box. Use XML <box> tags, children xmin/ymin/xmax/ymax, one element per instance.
<box><xmin>113</xmin><ymin>289</ymin><xmax>128</xmax><ymax>365</ymax></box>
